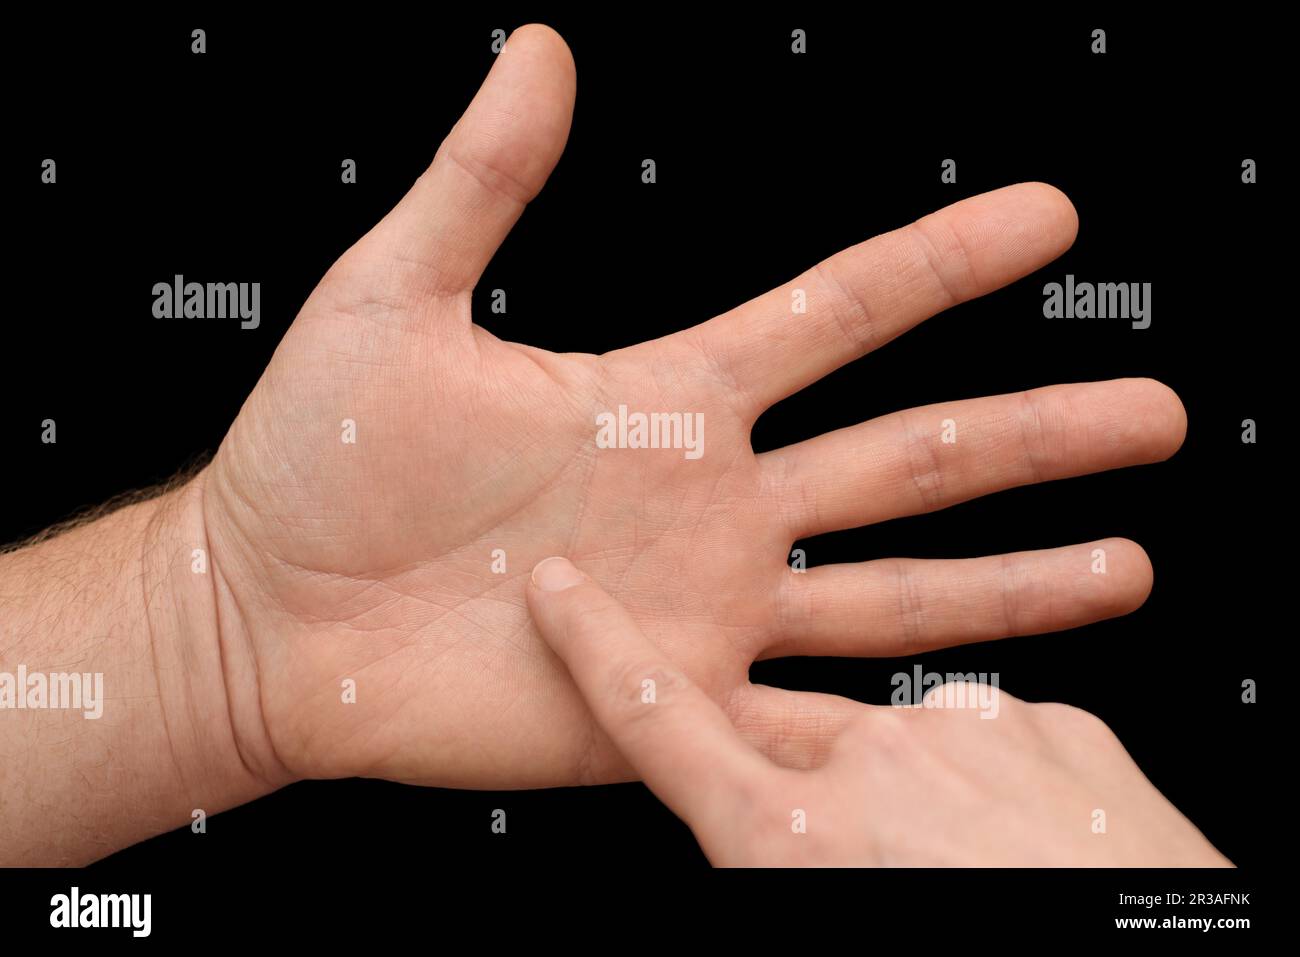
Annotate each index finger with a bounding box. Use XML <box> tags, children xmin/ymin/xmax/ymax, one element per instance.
<box><xmin>526</xmin><ymin>557</ymin><xmax>774</xmax><ymax>835</ymax></box>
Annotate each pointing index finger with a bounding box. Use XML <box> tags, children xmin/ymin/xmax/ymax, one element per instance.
<box><xmin>526</xmin><ymin>557</ymin><xmax>774</xmax><ymax>835</ymax></box>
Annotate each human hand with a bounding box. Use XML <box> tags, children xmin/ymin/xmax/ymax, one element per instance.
<box><xmin>526</xmin><ymin>557</ymin><xmax>1229</xmax><ymax>866</ymax></box>
<box><xmin>193</xmin><ymin>24</ymin><xmax>1185</xmax><ymax>792</ymax></box>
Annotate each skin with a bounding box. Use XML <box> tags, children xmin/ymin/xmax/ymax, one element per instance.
<box><xmin>526</xmin><ymin>556</ymin><xmax>1231</xmax><ymax>866</ymax></box>
<box><xmin>1</xmin><ymin>25</ymin><xmax>1193</xmax><ymax>865</ymax></box>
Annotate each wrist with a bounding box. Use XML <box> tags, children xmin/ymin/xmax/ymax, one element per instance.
<box><xmin>0</xmin><ymin>470</ymin><xmax>289</xmax><ymax>864</ymax></box>
<box><xmin>144</xmin><ymin>469</ymin><xmax>298</xmax><ymax>795</ymax></box>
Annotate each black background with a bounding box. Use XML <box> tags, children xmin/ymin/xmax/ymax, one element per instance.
<box><xmin>2</xmin><ymin>8</ymin><xmax>1276</xmax><ymax>936</ymax></box>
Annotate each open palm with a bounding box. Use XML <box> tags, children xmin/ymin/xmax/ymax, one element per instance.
<box><xmin>200</xmin><ymin>25</ymin><xmax>1185</xmax><ymax>790</ymax></box>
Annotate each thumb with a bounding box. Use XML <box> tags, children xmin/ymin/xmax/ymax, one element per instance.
<box><xmin>526</xmin><ymin>557</ymin><xmax>774</xmax><ymax>836</ymax></box>
<box><xmin>358</xmin><ymin>24</ymin><xmax>576</xmax><ymax>301</ymax></box>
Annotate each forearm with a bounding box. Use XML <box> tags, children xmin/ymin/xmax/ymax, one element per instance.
<box><xmin>0</xmin><ymin>476</ymin><xmax>278</xmax><ymax>865</ymax></box>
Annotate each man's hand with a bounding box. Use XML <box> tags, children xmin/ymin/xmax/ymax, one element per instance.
<box><xmin>1</xmin><ymin>24</ymin><xmax>1188</xmax><ymax>864</ymax></box>
<box><xmin>526</xmin><ymin>557</ymin><xmax>1229</xmax><ymax>866</ymax></box>
<box><xmin>198</xmin><ymin>24</ymin><xmax>1184</xmax><ymax>790</ymax></box>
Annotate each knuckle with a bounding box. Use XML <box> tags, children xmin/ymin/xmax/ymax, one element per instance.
<box><xmin>1013</xmin><ymin>388</ymin><xmax>1058</xmax><ymax>486</ymax></box>
<box><xmin>605</xmin><ymin>659</ymin><xmax>690</xmax><ymax>726</ymax></box>
<box><xmin>919</xmin><ymin>679</ymin><xmax>1013</xmax><ymax>720</ymax></box>
<box><xmin>813</xmin><ymin>259</ymin><xmax>878</xmax><ymax>354</ymax></box>
<box><xmin>898</xmin><ymin>410</ymin><xmax>946</xmax><ymax>512</ymax></box>
<box><xmin>906</xmin><ymin>216</ymin><xmax>977</xmax><ymax>306</ymax></box>
<box><xmin>1035</xmin><ymin>702</ymin><xmax>1114</xmax><ymax>740</ymax></box>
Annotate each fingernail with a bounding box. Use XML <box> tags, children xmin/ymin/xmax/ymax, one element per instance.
<box><xmin>531</xmin><ymin>556</ymin><xmax>586</xmax><ymax>592</ymax></box>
